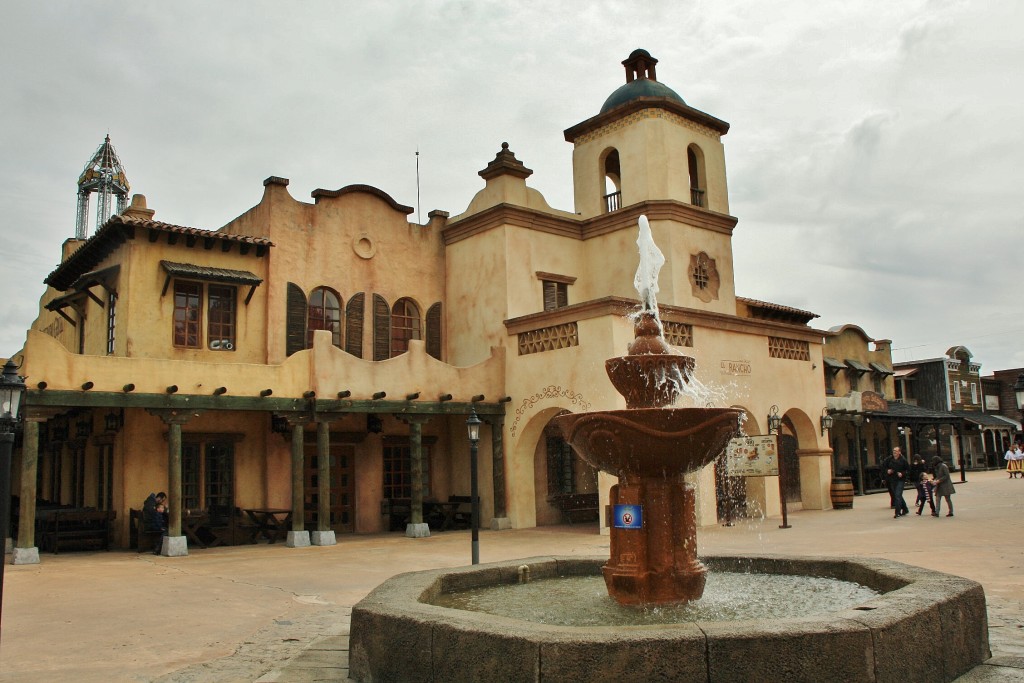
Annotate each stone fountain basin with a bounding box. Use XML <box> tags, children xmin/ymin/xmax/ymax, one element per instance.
<box><xmin>552</xmin><ymin>407</ymin><xmax>741</xmax><ymax>477</ymax></box>
<box><xmin>349</xmin><ymin>555</ymin><xmax>989</xmax><ymax>683</ymax></box>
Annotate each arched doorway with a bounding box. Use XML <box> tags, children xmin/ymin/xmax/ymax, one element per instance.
<box><xmin>533</xmin><ymin>415</ymin><xmax>599</xmax><ymax>526</ymax></box>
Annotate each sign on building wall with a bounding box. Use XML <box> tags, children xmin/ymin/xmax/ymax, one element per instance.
<box><xmin>724</xmin><ymin>435</ymin><xmax>778</xmax><ymax>477</ymax></box>
<box><xmin>720</xmin><ymin>359</ymin><xmax>751</xmax><ymax>376</ymax></box>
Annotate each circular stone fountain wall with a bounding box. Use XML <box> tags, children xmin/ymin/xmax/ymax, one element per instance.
<box><xmin>350</xmin><ymin>555</ymin><xmax>989</xmax><ymax>683</ymax></box>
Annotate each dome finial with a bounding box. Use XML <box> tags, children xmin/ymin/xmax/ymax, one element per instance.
<box><xmin>622</xmin><ymin>49</ymin><xmax>658</xmax><ymax>83</ymax></box>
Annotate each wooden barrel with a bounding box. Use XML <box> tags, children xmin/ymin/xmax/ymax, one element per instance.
<box><xmin>830</xmin><ymin>477</ymin><xmax>854</xmax><ymax>509</ymax></box>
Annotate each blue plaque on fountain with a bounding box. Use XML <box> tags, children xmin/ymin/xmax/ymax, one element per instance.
<box><xmin>613</xmin><ymin>504</ymin><xmax>643</xmax><ymax>529</ymax></box>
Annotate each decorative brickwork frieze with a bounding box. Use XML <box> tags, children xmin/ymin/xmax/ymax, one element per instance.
<box><xmin>575</xmin><ymin>109</ymin><xmax>721</xmax><ymax>145</ymax></box>
<box><xmin>768</xmin><ymin>337</ymin><xmax>810</xmax><ymax>361</ymax></box>
<box><xmin>518</xmin><ymin>322</ymin><xmax>579</xmax><ymax>355</ymax></box>
<box><xmin>662</xmin><ymin>321</ymin><xmax>693</xmax><ymax>348</ymax></box>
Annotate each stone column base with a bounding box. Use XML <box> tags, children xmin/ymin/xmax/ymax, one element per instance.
<box><xmin>161</xmin><ymin>535</ymin><xmax>189</xmax><ymax>557</ymax></box>
<box><xmin>11</xmin><ymin>546</ymin><xmax>39</xmax><ymax>565</ymax></box>
<box><xmin>310</xmin><ymin>530</ymin><xmax>336</xmax><ymax>546</ymax></box>
<box><xmin>405</xmin><ymin>522</ymin><xmax>430</xmax><ymax>538</ymax></box>
<box><xmin>490</xmin><ymin>517</ymin><xmax>512</xmax><ymax>530</ymax></box>
<box><xmin>286</xmin><ymin>530</ymin><xmax>311</xmax><ymax>548</ymax></box>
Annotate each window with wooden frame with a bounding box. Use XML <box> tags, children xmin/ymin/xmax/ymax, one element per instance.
<box><xmin>345</xmin><ymin>292</ymin><xmax>365</xmax><ymax>358</ymax></box>
<box><xmin>373</xmin><ymin>294</ymin><xmax>390</xmax><ymax>361</ymax></box>
<box><xmin>173</xmin><ymin>281</ymin><xmax>202</xmax><ymax>348</ymax></box>
<box><xmin>546</xmin><ymin>435</ymin><xmax>575</xmax><ymax>495</ymax></box>
<box><xmin>207</xmin><ymin>285</ymin><xmax>236</xmax><ymax>351</ymax></box>
<box><xmin>537</xmin><ymin>272</ymin><xmax>576</xmax><ymax>312</ymax></box>
<box><xmin>181</xmin><ymin>438</ymin><xmax>237</xmax><ymax>511</ymax></box>
<box><xmin>106</xmin><ymin>291</ymin><xmax>117</xmax><ymax>355</ymax></box>
<box><xmin>390</xmin><ymin>298</ymin><xmax>421</xmax><ymax>357</ymax></box>
<box><xmin>382</xmin><ymin>440</ymin><xmax>432</xmax><ymax>499</ymax></box>
<box><xmin>425</xmin><ymin>302</ymin><xmax>442</xmax><ymax>360</ymax></box>
<box><xmin>307</xmin><ymin>286</ymin><xmax>342</xmax><ymax>348</ymax></box>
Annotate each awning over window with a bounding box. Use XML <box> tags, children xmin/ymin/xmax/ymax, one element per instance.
<box><xmin>44</xmin><ymin>290</ymin><xmax>91</xmax><ymax>326</ymax></box>
<box><xmin>71</xmin><ymin>264</ymin><xmax>121</xmax><ymax>295</ymax></box>
<box><xmin>894</xmin><ymin>367</ymin><xmax>918</xmax><ymax>379</ymax></box>
<box><xmin>845</xmin><ymin>359</ymin><xmax>871</xmax><ymax>373</ymax></box>
<box><xmin>869</xmin><ymin>362</ymin><xmax>894</xmax><ymax>375</ymax></box>
<box><xmin>160</xmin><ymin>260</ymin><xmax>263</xmax><ymax>304</ymax></box>
<box><xmin>823</xmin><ymin>356</ymin><xmax>845</xmax><ymax>370</ymax></box>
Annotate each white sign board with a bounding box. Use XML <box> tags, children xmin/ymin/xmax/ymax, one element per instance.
<box><xmin>725</xmin><ymin>435</ymin><xmax>779</xmax><ymax>477</ymax></box>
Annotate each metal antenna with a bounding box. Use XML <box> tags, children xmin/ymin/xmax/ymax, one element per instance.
<box><xmin>415</xmin><ymin>148</ymin><xmax>421</xmax><ymax>225</ymax></box>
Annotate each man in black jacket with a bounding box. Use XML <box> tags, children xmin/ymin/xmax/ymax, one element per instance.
<box><xmin>883</xmin><ymin>448</ymin><xmax>909</xmax><ymax>518</ymax></box>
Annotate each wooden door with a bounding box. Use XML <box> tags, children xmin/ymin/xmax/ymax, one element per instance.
<box><xmin>304</xmin><ymin>442</ymin><xmax>355</xmax><ymax>532</ymax></box>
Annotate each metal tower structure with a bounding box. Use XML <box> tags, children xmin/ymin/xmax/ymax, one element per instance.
<box><xmin>75</xmin><ymin>135</ymin><xmax>130</xmax><ymax>239</ymax></box>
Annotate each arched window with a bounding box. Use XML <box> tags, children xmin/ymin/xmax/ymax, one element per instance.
<box><xmin>390</xmin><ymin>298</ymin><xmax>421</xmax><ymax>357</ymax></box>
<box><xmin>602</xmin><ymin>148</ymin><xmax>621</xmax><ymax>213</ymax></box>
<box><xmin>687</xmin><ymin>145</ymin><xmax>706</xmax><ymax>208</ymax></box>
<box><xmin>307</xmin><ymin>286</ymin><xmax>342</xmax><ymax>348</ymax></box>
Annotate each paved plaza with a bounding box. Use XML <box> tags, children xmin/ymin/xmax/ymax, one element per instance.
<box><xmin>1</xmin><ymin>469</ymin><xmax>1022</xmax><ymax>682</ymax></box>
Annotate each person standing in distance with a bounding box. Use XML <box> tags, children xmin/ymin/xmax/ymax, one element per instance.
<box><xmin>883</xmin><ymin>447</ymin><xmax>909</xmax><ymax>518</ymax></box>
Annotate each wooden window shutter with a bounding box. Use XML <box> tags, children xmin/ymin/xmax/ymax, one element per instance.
<box><xmin>557</xmin><ymin>283</ymin><xmax>568</xmax><ymax>308</ymax></box>
<box><xmin>373</xmin><ymin>294</ymin><xmax>391</xmax><ymax>361</ymax></box>
<box><xmin>286</xmin><ymin>283</ymin><xmax>307</xmax><ymax>357</ymax></box>
<box><xmin>346</xmin><ymin>292</ymin><xmax>365</xmax><ymax>358</ymax></box>
<box><xmin>543</xmin><ymin>281</ymin><xmax>557</xmax><ymax>311</ymax></box>
<box><xmin>426</xmin><ymin>303</ymin><xmax>442</xmax><ymax>360</ymax></box>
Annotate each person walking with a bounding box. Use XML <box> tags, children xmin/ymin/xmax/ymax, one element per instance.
<box><xmin>930</xmin><ymin>456</ymin><xmax>955</xmax><ymax>517</ymax></box>
<box><xmin>883</xmin><ymin>447</ymin><xmax>909</xmax><ymax>518</ymax></box>
<box><xmin>910</xmin><ymin>456</ymin><xmax>935</xmax><ymax>516</ymax></box>
<box><xmin>1005</xmin><ymin>443</ymin><xmax>1023</xmax><ymax>479</ymax></box>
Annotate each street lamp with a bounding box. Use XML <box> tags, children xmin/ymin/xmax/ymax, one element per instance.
<box><xmin>0</xmin><ymin>358</ymin><xmax>26</xmax><ymax>643</ymax></box>
<box><xmin>466</xmin><ymin>407</ymin><xmax>482</xmax><ymax>565</ymax></box>
<box><xmin>767</xmin><ymin>405</ymin><xmax>790</xmax><ymax>529</ymax></box>
<box><xmin>1014</xmin><ymin>374</ymin><xmax>1024</xmax><ymax>413</ymax></box>
<box><xmin>819</xmin><ymin>407</ymin><xmax>834</xmax><ymax>436</ymax></box>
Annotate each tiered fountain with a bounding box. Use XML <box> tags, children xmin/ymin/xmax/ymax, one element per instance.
<box><xmin>550</xmin><ymin>215</ymin><xmax>740</xmax><ymax>605</ymax></box>
<box><xmin>350</xmin><ymin>217</ymin><xmax>990</xmax><ymax>682</ymax></box>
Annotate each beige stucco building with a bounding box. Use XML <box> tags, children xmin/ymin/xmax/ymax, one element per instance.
<box><xmin>10</xmin><ymin>50</ymin><xmax>835</xmax><ymax>562</ymax></box>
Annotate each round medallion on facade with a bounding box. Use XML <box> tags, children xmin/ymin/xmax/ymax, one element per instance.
<box><xmin>353</xmin><ymin>233</ymin><xmax>376</xmax><ymax>259</ymax></box>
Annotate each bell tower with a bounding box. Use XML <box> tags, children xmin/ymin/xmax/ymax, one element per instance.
<box><xmin>564</xmin><ymin>49</ymin><xmax>731</xmax><ymax>220</ymax></box>
<box><xmin>75</xmin><ymin>135</ymin><xmax>130</xmax><ymax>239</ymax></box>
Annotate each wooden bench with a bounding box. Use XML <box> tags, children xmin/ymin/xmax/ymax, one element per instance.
<box><xmin>40</xmin><ymin>509</ymin><xmax>116</xmax><ymax>554</ymax></box>
<box><xmin>381</xmin><ymin>498</ymin><xmax>411</xmax><ymax>532</ymax></box>
<box><xmin>129</xmin><ymin>508</ymin><xmax>164</xmax><ymax>552</ymax></box>
<box><xmin>550</xmin><ymin>493</ymin><xmax>600</xmax><ymax>524</ymax></box>
<box><xmin>447</xmin><ymin>495</ymin><xmax>473</xmax><ymax>529</ymax></box>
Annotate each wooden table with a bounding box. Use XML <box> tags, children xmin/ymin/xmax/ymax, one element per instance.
<box><xmin>182</xmin><ymin>512</ymin><xmax>212</xmax><ymax>549</ymax></box>
<box><xmin>243</xmin><ymin>508</ymin><xmax>292</xmax><ymax>543</ymax></box>
<box><xmin>423</xmin><ymin>501</ymin><xmax>461</xmax><ymax>531</ymax></box>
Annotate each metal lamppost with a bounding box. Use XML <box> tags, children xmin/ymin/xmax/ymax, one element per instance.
<box><xmin>466</xmin><ymin>408</ymin><xmax>482</xmax><ymax>565</ymax></box>
<box><xmin>768</xmin><ymin>405</ymin><xmax>790</xmax><ymax>529</ymax></box>
<box><xmin>0</xmin><ymin>359</ymin><xmax>26</xmax><ymax>643</ymax></box>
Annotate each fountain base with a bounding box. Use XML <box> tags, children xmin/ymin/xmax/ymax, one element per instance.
<box><xmin>350</xmin><ymin>555</ymin><xmax>990</xmax><ymax>683</ymax></box>
<box><xmin>605</xmin><ymin>477</ymin><xmax>705</xmax><ymax>604</ymax></box>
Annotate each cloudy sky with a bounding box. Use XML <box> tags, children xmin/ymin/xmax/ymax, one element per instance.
<box><xmin>2</xmin><ymin>1</ymin><xmax>1021</xmax><ymax>372</ymax></box>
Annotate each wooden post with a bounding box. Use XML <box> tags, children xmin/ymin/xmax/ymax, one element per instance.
<box><xmin>317</xmin><ymin>420</ymin><xmax>330</xmax><ymax>532</ymax></box>
<box><xmin>291</xmin><ymin>421</ymin><xmax>305</xmax><ymax>532</ymax></box>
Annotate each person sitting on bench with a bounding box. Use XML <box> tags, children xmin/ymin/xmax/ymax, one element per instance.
<box><xmin>143</xmin><ymin>492</ymin><xmax>168</xmax><ymax>553</ymax></box>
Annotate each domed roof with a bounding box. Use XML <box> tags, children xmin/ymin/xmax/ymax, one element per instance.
<box><xmin>599</xmin><ymin>49</ymin><xmax>685</xmax><ymax>113</ymax></box>
<box><xmin>601</xmin><ymin>78</ymin><xmax>684</xmax><ymax>113</ymax></box>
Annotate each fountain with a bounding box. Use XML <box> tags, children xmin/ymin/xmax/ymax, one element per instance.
<box><xmin>550</xmin><ymin>215</ymin><xmax>741</xmax><ymax>605</ymax></box>
<box><xmin>349</xmin><ymin>216</ymin><xmax>990</xmax><ymax>682</ymax></box>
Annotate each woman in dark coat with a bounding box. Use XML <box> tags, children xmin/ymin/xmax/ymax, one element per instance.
<box><xmin>930</xmin><ymin>457</ymin><xmax>955</xmax><ymax>517</ymax></box>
